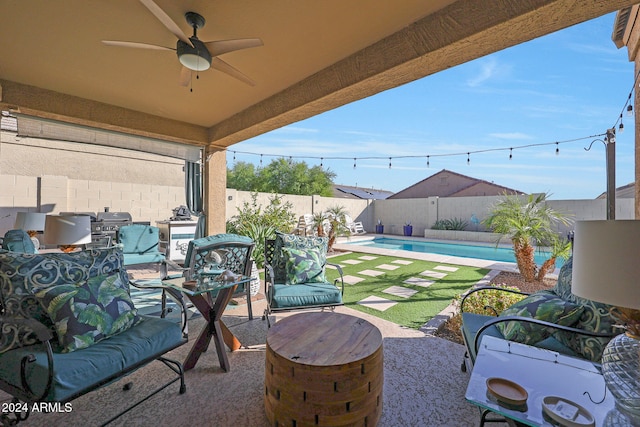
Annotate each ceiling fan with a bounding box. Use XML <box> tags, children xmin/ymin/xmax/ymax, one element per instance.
<box><xmin>103</xmin><ymin>0</ymin><xmax>263</xmax><ymax>87</ymax></box>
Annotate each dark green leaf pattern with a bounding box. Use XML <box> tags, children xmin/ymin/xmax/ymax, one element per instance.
<box><xmin>283</xmin><ymin>247</ymin><xmax>327</xmax><ymax>285</ymax></box>
<box><xmin>272</xmin><ymin>231</ymin><xmax>328</xmax><ymax>283</ymax></box>
<box><xmin>33</xmin><ymin>272</ymin><xmax>140</xmax><ymax>353</ymax></box>
<box><xmin>497</xmin><ymin>293</ymin><xmax>584</xmax><ymax>345</ymax></box>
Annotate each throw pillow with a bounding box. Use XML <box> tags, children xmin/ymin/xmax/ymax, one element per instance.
<box><xmin>33</xmin><ymin>272</ymin><xmax>141</xmax><ymax>353</ymax></box>
<box><xmin>273</xmin><ymin>232</ymin><xmax>328</xmax><ymax>284</ymax></box>
<box><xmin>496</xmin><ymin>293</ymin><xmax>584</xmax><ymax>345</ymax></box>
<box><xmin>283</xmin><ymin>247</ymin><xmax>326</xmax><ymax>285</ymax></box>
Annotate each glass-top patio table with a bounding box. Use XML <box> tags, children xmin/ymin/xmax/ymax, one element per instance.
<box><xmin>162</xmin><ymin>274</ymin><xmax>252</xmax><ymax>372</ymax></box>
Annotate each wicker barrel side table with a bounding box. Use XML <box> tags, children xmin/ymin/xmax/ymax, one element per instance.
<box><xmin>265</xmin><ymin>312</ymin><xmax>383</xmax><ymax>427</ymax></box>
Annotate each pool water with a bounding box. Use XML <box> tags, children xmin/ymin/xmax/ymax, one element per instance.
<box><xmin>345</xmin><ymin>237</ymin><xmax>564</xmax><ymax>267</ymax></box>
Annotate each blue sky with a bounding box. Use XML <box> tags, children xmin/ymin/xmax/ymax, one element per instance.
<box><xmin>228</xmin><ymin>12</ymin><xmax>635</xmax><ymax>200</ymax></box>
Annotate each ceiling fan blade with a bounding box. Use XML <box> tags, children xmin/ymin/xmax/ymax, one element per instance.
<box><xmin>210</xmin><ymin>57</ymin><xmax>256</xmax><ymax>86</ymax></box>
<box><xmin>204</xmin><ymin>38</ymin><xmax>264</xmax><ymax>56</ymax></box>
<box><xmin>179</xmin><ymin>66</ymin><xmax>192</xmax><ymax>87</ymax></box>
<box><xmin>102</xmin><ymin>40</ymin><xmax>174</xmax><ymax>51</ymax></box>
<box><xmin>139</xmin><ymin>0</ymin><xmax>193</xmax><ymax>47</ymax></box>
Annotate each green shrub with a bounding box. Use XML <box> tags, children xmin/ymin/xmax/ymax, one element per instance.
<box><xmin>431</xmin><ymin>217</ymin><xmax>469</xmax><ymax>230</ymax></box>
<box><xmin>226</xmin><ymin>193</ymin><xmax>295</xmax><ymax>267</ymax></box>
<box><xmin>446</xmin><ymin>284</ymin><xmax>527</xmax><ymax>340</ymax></box>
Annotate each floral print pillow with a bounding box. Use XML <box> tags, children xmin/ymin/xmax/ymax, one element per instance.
<box><xmin>33</xmin><ymin>272</ymin><xmax>141</xmax><ymax>353</ymax></box>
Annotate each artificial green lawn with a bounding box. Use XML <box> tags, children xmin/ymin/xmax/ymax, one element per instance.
<box><xmin>324</xmin><ymin>252</ymin><xmax>488</xmax><ymax>329</ymax></box>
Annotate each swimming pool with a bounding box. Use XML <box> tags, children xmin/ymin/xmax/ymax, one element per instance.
<box><xmin>344</xmin><ymin>237</ymin><xmax>564</xmax><ymax>267</ymax></box>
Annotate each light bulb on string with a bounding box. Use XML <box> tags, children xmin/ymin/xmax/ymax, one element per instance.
<box><xmin>467</xmin><ymin>153</ymin><xmax>470</xmax><ymax>165</ymax></box>
<box><xmin>320</xmin><ymin>157</ymin><xmax>323</xmax><ymax>167</ymax></box>
<box><xmin>627</xmin><ymin>104</ymin><xmax>633</xmax><ymax>116</ymax></box>
<box><xmin>619</xmin><ymin>122</ymin><xmax>625</xmax><ymax>133</ymax></box>
<box><xmin>555</xmin><ymin>142</ymin><xmax>559</xmax><ymax>156</ymax></box>
<box><xmin>509</xmin><ymin>148</ymin><xmax>513</xmax><ymax>160</ymax></box>
<box><xmin>353</xmin><ymin>158</ymin><xmax>356</xmax><ymax>169</ymax></box>
<box><xmin>260</xmin><ymin>154</ymin><xmax>263</xmax><ymax>166</ymax></box>
<box><xmin>426</xmin><ymin>155</ymin><xmax>430</xmax><ymax>168</ymax></box>
<box><xmin>233</xmin><ymin>151</ymin><xmax>236</xmax><ymax>161</ymax></box>
<box><xmin>389</xmin><ymin>157</ymin><xmax>392</xmax><ymax>169</ymax></box>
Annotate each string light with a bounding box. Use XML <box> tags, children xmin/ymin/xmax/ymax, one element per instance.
<box><xmin>627</xmin><ymin>104</ymin><xmax>633</xmax><ymax>116</ymax></box>
<box><xmin>230</xmin><ymin>134</ymin><xmax>606</xmax><ymax>169</ymax></box>
<box><xmin>233</xmin><ymin>151</ymin><xmax>236</xmax><ymax>161</ymax></box>
<box><xmin>320</xmin><ymin>157</ymin><xmax>323</xmax><ymax>167</ymax></box>
<box><xmin>389</xmin><ymin>157</ymin><xmax>392</xmax><ymax>169</ymax></box>
<box><xmin>555</xmin><ymin>142</ymin><xmax>559</xmax><ymax>156</ymax></box>
<box><xmin>509</xmin><ymin>148</ymin><xmax>513</xmax><ymax>160</ymax></box>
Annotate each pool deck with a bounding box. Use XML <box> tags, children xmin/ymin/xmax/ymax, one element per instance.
<box><xmin>334</xmin><ymin>234</ymin><xmax>561</xmax><ymax>277</ymax></box>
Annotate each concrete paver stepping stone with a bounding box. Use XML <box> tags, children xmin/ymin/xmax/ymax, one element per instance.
<box><xmin>382</xmin><ymin>285</ymin><xmax>418</xmax><ymax>298</ymax></box>
<box><xmin>357</xmin><ymin>296</ymin><xmax>397</xmax><ymax>312</ymax></box>
<box><xmin>434</xmin><ymin>265</ymin><xmax>458</xmax><ymax>272</ymax></box>
<box><xmin>376</xmin><ymin>264</ymin><xmax>400</xmax><ymax>271</ymax></box>
<box><xmin>359</xmin><ymin>269</ymin><xmax>385</xmax><ymax>277</ymax></box>
<box><xmin>342</xmin><ymin>259</ymin><xmax>363</xmax><ymax>265</ymax></box>
<box><xmin>392</xmin><ymin>260</ymin><xmax>413</xmax><ymax>265</ymax></box>
<box><xmin>326</xmin><ymin>264</ymin><xmax>341</xmax><ymax>269</ymax></box>
<box><xmin>358</xmin><ymin>255</ymin><xmax>378</xmax><ymax>261</ymax></box>
<box><xmin>420</xmin><ymin>270</ymin><xmax>448</xmax><ymax>279</ymax></box>
<box><xmin>342</xmin><ymin>275</ymin><xmax>365</xmax><ymax>285</ymax></box>
<box><xmin>404</xmin><ymin>277</ymin><xmax>435</xmax><ymax>288</ymax></box>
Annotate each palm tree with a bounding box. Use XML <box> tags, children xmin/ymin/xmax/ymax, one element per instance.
<box><xmin>325</xmin><ymin>205</ymin><xmax>351</xmax><ymax>251</ymax></box>
<box><xmin>312</xmin><ymin>211</ymin><xmax>330</xmax><ymax>237</ymax></box>
<box><xmin>483</xmin><ymin>192</ymin><xmax>573</xmax><ymax>282</ymax></box>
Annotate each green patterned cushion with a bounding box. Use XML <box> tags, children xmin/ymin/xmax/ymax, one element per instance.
<box><xmin>496</xmin><ymin>293</ymin><xmax>584</xmax><ymax>345</ymax></box>
<box><xmin>33</xmin><ymin>272</ymin><xmax>141</xmax><ymax>353</ymax></box>
<box><xmin>273</xmin><ymin>232</ymin><xmax>328</xmax><ymax>284</ymax></box>
<box><xmin>550</xmin><ymin>257</ymin><xmax>617</xmax><ymax>362</ymax></box>
<box><xmin>0</xmin><ymin>247</ymin><xmax>129</xmax><ymax>353</ymax></box>
<box><xmin>283</xmin><ymin>247</ymin><xmax>326</xmax><ymax>285</ymax></box>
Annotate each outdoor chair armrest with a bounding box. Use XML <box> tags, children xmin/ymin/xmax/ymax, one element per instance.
<box><xmin>327</xmin><ymin>262</ymin><xmax>344</xmax><ymax>295</ymax></box>
<box><xmin>472</xmin><ymin>315</ymin><xmax>619</xmax><ymax>357</ymax></box>
<box><xmin>460</xmin><ymin>285</ymin><xmax>531</xmax><ymax>314</ymax></box>
<box><xmin>0</xmin><ymin>316</ymin><xmax>55</xmax><ymax>401</ymax></box>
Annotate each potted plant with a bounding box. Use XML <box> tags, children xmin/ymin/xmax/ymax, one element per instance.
<box><xmin>375</xmin><ymin>219</ymin><xmax>384</xmax><ymax>234</ymax></box>
<box><xmin>403</xmin><ymin>221</ymin><xmax>413</xmax><ymax>236</ymax></box>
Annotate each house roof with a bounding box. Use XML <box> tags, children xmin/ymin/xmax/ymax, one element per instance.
<box><xmin>596</xmin><ymin>182</ymin><xmax>636</xmax><ymax>199</ymax></box>
<box><xmin>388</xmin><ymin>169</ymin><xmax>525</xmax><ymax>199</ymax></box>
<box><xmin>333</xmin><ymin>185</ymin><xmax>393</xmax><ymax>200</ymax></box>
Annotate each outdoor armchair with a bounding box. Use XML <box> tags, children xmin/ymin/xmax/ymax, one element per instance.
<box><xmin>262</xmin><ymin>231</ymin><xmax>344</xmax><ymax>327</ymax></box>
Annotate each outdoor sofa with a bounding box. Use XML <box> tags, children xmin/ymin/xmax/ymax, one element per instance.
<box><xmin>460</xmin><ymin>257</ymin><xmax>619</xmax><ymax>371</ymax></box>
<box><xmin>0</xmin><ymin>246</ymin><xmax>188</xmax><ymax>425</ymax></box>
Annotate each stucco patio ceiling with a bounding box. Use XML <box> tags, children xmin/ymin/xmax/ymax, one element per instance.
<box><xmin>0</xmin><ymin>0</ymin><xmax>636</xmax><ymax>153</ymax></box>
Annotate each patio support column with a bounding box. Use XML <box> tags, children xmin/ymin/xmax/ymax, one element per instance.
<box><xmin>203</xmin><ymin>147</ymin><xmax>227</xmax><ymax>234</ymax></box>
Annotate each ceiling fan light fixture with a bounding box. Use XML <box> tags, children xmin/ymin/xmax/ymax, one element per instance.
<box><xmin>177</xmin><ymin>38</ymin><xmax>211</xmax><ymax>71</ymax></box>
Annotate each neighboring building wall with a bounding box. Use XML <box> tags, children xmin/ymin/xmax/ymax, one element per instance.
<box><xmin>1</xmin><ymin>130</ymin><xmax>186</xmax><ymax>232</ymax></box>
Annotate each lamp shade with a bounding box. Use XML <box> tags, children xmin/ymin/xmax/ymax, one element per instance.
<box><xmin>571</xmin><ymin>220</ymin><xmax>640</xmax><ymax>310</ymax></box>
<box><xmin>14</xmin><ymin>212</ymin><xmax>46</xmax><ymax>231</ymax></box>
<box><xmin>43</xmin><ymin>215</ymin><xmax>92</xmax><ymax>246</ymax></box>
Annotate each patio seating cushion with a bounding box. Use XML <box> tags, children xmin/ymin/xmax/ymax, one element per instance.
<box><xmin>2</xmin><ymin>229</ymin><xmax>36</xmax><ymax>254</ymax></box>
<box><xmin>118</xmin><ymin>224</ymin><xmax>165</xmax><ymax>266</ymax></box>
<box><xmin>272</xmin><ymin>232</ymin><xmax>328</xmax><ymax>284</ymax></box>
<box><xmin>33</xmin><ymin>272</ymin><xmax>141</xmax><ymax>353</ymax></box>
<box><xmin>0</xmin><ymin>315</ymin><xmax>184</xmax><ymax>402</ymax></box>
<box><xmin>0</xmin><ymin>248</ymin><xmax>130</xmax><ymax>353</ymax></box>
<box><xmin>550</xmin><ymin>257</ymin><xmax>617</xmax><ymax>362</ymax></box>
<box><xmin>267</xmin><ymin>282</ymin><xmax>342</xmax><ymax>309</ymax></box>
<box><xmin>283</xmin><ymin>246</ymin><xmax>326</xmax><ymax>285</ymax></box>
<box><xmin>496</xmin><ymin>293</ymin><xmax>584</xmax><ymax>345</ymax></box>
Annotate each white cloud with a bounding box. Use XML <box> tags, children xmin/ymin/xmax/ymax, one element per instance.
<box><xmin>466</xmin><ymin>58</ymin><xmax>506</xmax><ymax>87</ymax></box>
